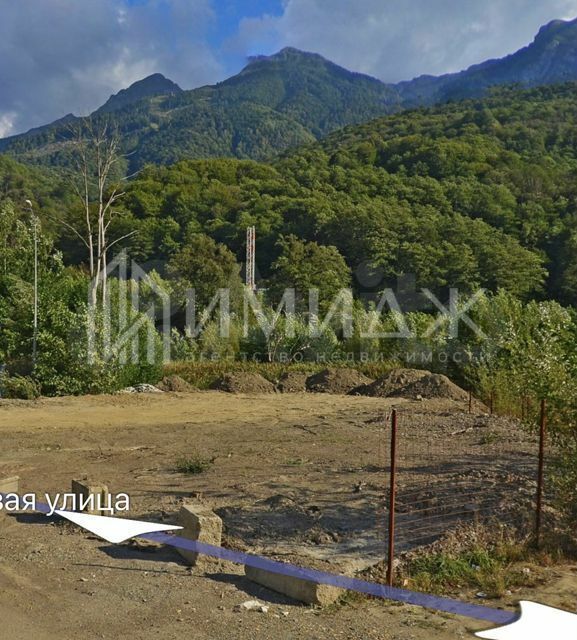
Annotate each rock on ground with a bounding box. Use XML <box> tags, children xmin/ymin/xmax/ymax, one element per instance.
<box><xmin>120</xmin><ymin>383</ymin><xmax>163</xmax><ymax>394</ymax></box>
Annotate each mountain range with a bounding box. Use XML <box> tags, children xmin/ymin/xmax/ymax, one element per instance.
<box><xmin>1</xmin><ymin>17</ymin><xmax>576</xmax><ymax>171</ymax></box>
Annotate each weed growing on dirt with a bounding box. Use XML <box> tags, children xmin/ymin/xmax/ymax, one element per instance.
<box><xmin>175</xmin><ymin>454</ymin><xmax>214</xmax><ymax>474</ymax></box>
<box><xmin>285</xmin><ymin>457</ymin><xmax>309</xmax><ymax>466</ymax></box>
<box><xmin>404</xmin><ymin>543</ymin><xmax>540</xmax><ymax>598</ymax></box>
<box><xmin>479</xmin><ymin>430</ymin><xmax>502</xmax><ymax>445</ymax></box>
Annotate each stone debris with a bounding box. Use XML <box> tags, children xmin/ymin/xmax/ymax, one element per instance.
<box><xmin>235</xmin><ymin>600</ymin><xmax>269</xmax><ymax>613</ymax></box>
<box><xmin>120</xmin><ymin>383</ymin><xmax>164</xmax><ymax>394</ymax></box>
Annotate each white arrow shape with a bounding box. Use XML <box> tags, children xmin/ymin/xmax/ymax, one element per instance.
<box><xmin>476</xmin><ymin>601</ymin><xmax>577</xmax><ymax>640</ymax></box>
<box><xmin>55</xmin><ymin>510</ymin><xmax>182</xmax><ymax>544</ymax></box>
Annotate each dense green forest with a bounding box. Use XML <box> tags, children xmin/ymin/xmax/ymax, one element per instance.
<box><xmin>2</xmin><ymin>83</ymin><xmax>576</xmax><ymax>305</ymax></box>
<box><xmin>97</xmin><ymin>84</ymin><xmax>576</xmax><ymax>305</ymax></box>
<box><xmin>0</xmin><ymin>83</ymin><xmax>576</xmax><ymax>399</ymax></box>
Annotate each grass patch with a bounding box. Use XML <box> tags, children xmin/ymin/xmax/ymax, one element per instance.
<box><xmin>175</xmin><ymin>454</ymin><xmax>214</xmax><ymax>475</ymax></box>
<box><xmin>403</xmin><ymin>542</ymin><xmax>540</xmax><ymax>598</ymax></box>
<box><xmin>479</xmin><ymin>430</ymin><xmax>502</xmax><ymax>445</ymax></box>
<box><xmin>285</xmin><ymin>457</ymin><xmax>309</xmax><ymax>466</ymax></box>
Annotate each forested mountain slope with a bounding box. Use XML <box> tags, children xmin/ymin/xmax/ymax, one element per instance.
<box><xmin>101</xmin><ymin>84</ymin><xmax>576</xmax><ymax>304</ymax></box>
<box><xmin>1</xmin><ymin>18</ymin><xmax>576</xmax><ymax>171</ymax></box>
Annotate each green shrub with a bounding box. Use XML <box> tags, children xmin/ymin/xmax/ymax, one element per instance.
<box><xmin>404</xmin><ymin>544</ymin><xmax>534</xmax><ymax>598</ymax></box>
<box><xmin>1</xmin><ymin>375</ymin><xmax>40</xmax><ymax>400</ymax></box>
<box><xmin>176</xmin><ymin>454</ymin><xmax>214</xmax><ymax>475</ymax></box>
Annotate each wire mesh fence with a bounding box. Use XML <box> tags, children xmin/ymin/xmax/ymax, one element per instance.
<box><xmin>381</xmin><ymin>399</ymin><xmax>545</xmax><ymax>584</ymax></box>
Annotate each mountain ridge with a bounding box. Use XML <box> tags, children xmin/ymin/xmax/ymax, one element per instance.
<box><xmin>395</xmin><ymin>16</ymin><xmax>577</xmax><ymax>104</ymax></box>
<box><xmin>1</xmin><ymin>16</ymin><xmax>576</xmax><ymax>170</ymax></box>
<box><xmin>94</xmin><ymin>73</ymin><xmax>183</xmax><ymax>115</ymax></box>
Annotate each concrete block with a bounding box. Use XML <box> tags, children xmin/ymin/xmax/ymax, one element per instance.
<box><xmin>0</xmin><ymin>476</ymin><xmax>19</xmax><ymax>495</ymax></box>
<box><xmin>177</xmin><ymin>504</ymin><xmax>222</xmax><ymax>567</ymax></box>
<box><xmin>0</xmin><ymin>477</ymin><xmax>20</xmax><ymax>520</ymax></box>
<box><xmin>71</xmin><ymin>479</ymin><xmax>109</xmax><ymax>515</ymax></box>
<box><xmin>244</xmin><ymin>565</ymin><xmax>343</xmax><ymax>606</ymax></box>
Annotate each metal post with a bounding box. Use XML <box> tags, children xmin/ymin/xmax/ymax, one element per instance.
<box><xmin>25</xmin><ymin>200</ymin><xmax>38</xmax><ymax>370</ymax></box>
<box><xmin>246</xmin><ymin>226</ymin><xmax>256</xmax><ymax>291</ymax></box>
<box><xmin>387</xmin><ymin>409</ymin><xmax>398</xmax><ymax>587</ymax></box>
<box><xmin>535</xmin><ymin>399</ymin><xmax>547</xmax><ymax>547</ymax></box>
<box><xmin>252</xmin><ymin>226</ymin><xmax>256</xmax><ymax>290</ymax></box>
<box><xmin>32</xmin><ymin>215</ymin><xmax>38</xmax><ymax>369</ymax></box>
<box><xmin>468</xmin><ymin>390</ymin><xmax>472</xmax><ymax>414</ymax></box>
<box><xmin>489</xmin><ymin>390</ymin><xmax>494</xmax><ymax>415</ymax></box>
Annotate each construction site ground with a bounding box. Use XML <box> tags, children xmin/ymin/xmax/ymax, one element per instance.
<box><xmin>0</xmin><ymin>391</ymin><xmax>575</xmax><ymax>639</ymax></box>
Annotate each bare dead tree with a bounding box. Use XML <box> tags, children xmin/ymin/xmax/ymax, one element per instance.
<box><xmin>64</xmin><ymin>119</ymin><xmax>136</xmax><ymax>306</ymax></box>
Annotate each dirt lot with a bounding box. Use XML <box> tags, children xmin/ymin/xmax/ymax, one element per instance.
<box><xmin>0</xmin><ymin>391</ymin><xmax>575</xmax><ymax>639</ymax></box>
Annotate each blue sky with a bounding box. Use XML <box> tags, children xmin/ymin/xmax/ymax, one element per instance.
<box><xmin>210</xmin><ymin>0</ymin><xmax>284</xmax><ymax>42</ymax></box>
<box><xmin>0</xmin><ymin>0</ymin><xmax>576</xmax><ymax>137</ymax></box>
<box><xmin>207</xmin><ymin>0</ymin><xmax>285</xmax><ymax>72</ymax></box>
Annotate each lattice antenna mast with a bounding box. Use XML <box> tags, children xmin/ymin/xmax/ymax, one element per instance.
<box><xmin>246</xmin><ymin>226</ymin><xmax>256</xmax><ymax>291</ymax></box>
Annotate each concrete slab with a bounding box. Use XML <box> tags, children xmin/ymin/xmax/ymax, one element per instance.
<box><xmin>71</xmin><ymin>479</ymin><xmax>109</xmax><ymax>516</ymax></box>
<box><xmin>177</xmin><ymin>504</ymin><xmax>222</xmax><ymax>567</ymax></box>
<box><xmin>0</xmin><ymin>476</ymin><xmax>19</xmax><ymax>495</ymax></box>
<box><xmin>244</xmin><ymin>565</ymin><xmax>343</xmax><ymax>606</ymax></box>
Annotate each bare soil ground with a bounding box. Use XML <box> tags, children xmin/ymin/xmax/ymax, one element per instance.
<box><xmin>0</xmin><ymin>391</ymin><xmax>575</xmax><ymax>639</ymax></box>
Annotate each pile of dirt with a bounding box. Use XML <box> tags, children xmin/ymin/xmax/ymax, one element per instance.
<box><xmin>353</xmin><ymin>368</ymin><xmax>469</xmax><ymax>402</ymax></box>
<box><xmin>277</xmin><ymin>371</ymin><xmax>309</xmax><ymax>393</ymax></box>
<box><xmin>211</xmin><ymin>372</ymin><xmax>276</xmax><ymax>394</ymax></box>
<box><xmin>156</xmin><ymin>375</ymin><xmax>196</xmax><ymax>393</ymax></box>
<box><xmin>306</xmin><ymin>368</ymin><xmax>373</xmax><ymax>395</ymax></box>
<box><xmin>399</xmin><ymin>373</ymin><xmax>469</xmax><ymax>402</ymax></box>
<box><xmin>352</xmin><ymin>368</ymin><xmax>429</xmax><ymax>397</ymax></box>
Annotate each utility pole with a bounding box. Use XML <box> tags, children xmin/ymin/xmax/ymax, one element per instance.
<box><xmin>246</xmin><ymin>226</ymin><xmax>256</xmax><ymax>291</ymax></box>
<box><xmin>25</xmin><ymin>200</ymin><xmax>39</xmax><ymax>370</ymax></box>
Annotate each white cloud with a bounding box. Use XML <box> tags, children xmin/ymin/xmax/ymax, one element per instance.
<box><xmin>0</xmin><ymin>0</ymin><xmax>224</xmax><ymax>135</ymax></box>
<box><xmin>2</xmin><ymin>0</ymin><xmax>577</xmax><ymax>137</ymax></box>
<box><xmin>232</xmin><ymin>0</ymin><xmax>577</xmax><ymax>82</ymax></box>
<box><xmin>0</xmin><ymin>112</ymin><xmax>17</xmax><ymax>138</ymax></box>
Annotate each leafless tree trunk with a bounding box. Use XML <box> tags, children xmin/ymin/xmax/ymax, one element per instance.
<box><xmin>63</xmin><ymin>120</ymin><xmax>135</xmax><ymax>307</ymax></box>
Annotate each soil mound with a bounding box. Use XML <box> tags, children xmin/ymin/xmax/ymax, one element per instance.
<box><xmin>352</xmin><ymin>368</ymin><xmax>429</xmax><ymax>397</ymax></box>
<box><xmin>277</xmin><ymin>371</ymin><xmax>308</xmax><ymax>393</ymax></box>
<box><xmin>306</xmin><ymin>368</ymin><xmax>373</xmax><ymax>395</ymax></box>
<box><xmin>211</xmin><ymin>372</ymin><xmax>276</xmax><ymax>394</ymax></box>
<box><xmin>399</xmin><ymin>373</ymin><xmax>469</xmax><ymax>402</ymax></box>
<box><xmin>157</xmin><ymin>375</ymin><xmax>196</xmax><ymax>393</ymax></box>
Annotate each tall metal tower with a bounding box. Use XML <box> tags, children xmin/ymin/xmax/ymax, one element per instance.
<box><xmin>246</xmin><ymin>226</ymin><xmax>256</xmax><ymax>291</ymax></box>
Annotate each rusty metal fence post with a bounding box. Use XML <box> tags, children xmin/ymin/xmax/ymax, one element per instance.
<box><xmin>387</xmin><ymin>409</ymin><xmax>398</xmax><ymax>586</ymax></box>
<box><xmin>535</xmin><ymin>399</ymin><xmax>547</xmax><ymax>547</ymax></box>
<box><xmin>468</xmin><ymin>390</ymin><xmax>473</xmax><ymax>414</ymax></box>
